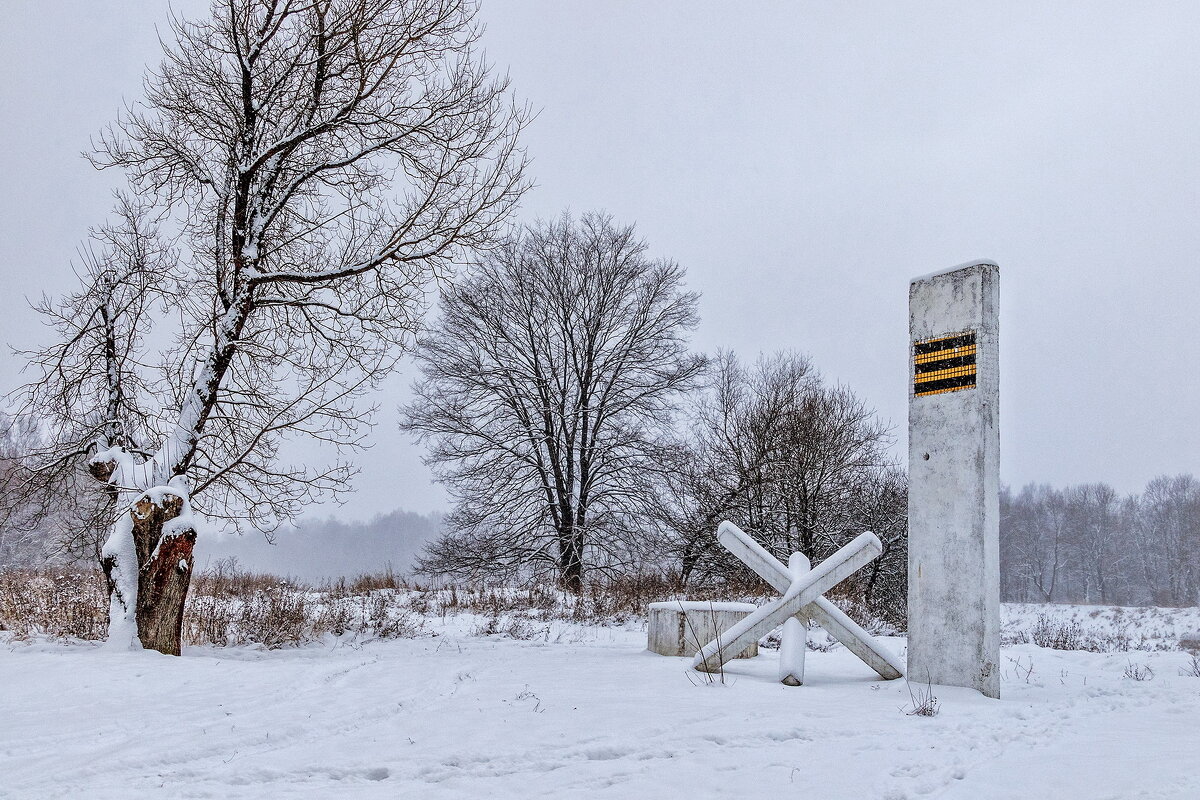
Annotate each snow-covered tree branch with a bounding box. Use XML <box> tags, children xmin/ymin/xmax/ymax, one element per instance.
<box><xmin>8</xmin><ymin>0</ymin><xmax>527</xmax><ymax>654</ymax></box>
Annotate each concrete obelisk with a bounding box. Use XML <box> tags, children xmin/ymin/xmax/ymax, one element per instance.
<box><xmin>907</xmin><ymin>260</ymin><xmax>1000</xmax><ymax>698</ymax></box>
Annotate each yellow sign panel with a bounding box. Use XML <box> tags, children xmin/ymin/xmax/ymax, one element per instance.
<box><xmin>913</xmin><ymin>331</ymin><xmax>976</xmax><ymax>397</ymax></box>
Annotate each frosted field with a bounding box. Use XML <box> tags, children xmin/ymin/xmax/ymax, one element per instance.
<box><xmin>3</xmin><ymin>605</ymin><xmax>1200</xmax><ymax>800</ymax></box>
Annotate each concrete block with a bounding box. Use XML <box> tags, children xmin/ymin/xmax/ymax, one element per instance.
<box><xmin>647</xmin><ymin>601</ymin><xmax>758</xmax><ymax>659</ymax></box>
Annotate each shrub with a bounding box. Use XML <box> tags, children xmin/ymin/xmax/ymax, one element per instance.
<box><xmin>1122</xmin><ymin>661</ymin><xmax>1154</xmax><ymax>681</ymax></box>
<box><xmin>1181</xmin><ymin>653</ymin><xmax>1200</xmax><ymax>678</ymax></box>
<box><xmin>904</xmin><ymin>680</ymin><xmax>940</xmax><ymax>717</ymax></box>
<box><xmin>1032</xmin><ymin>615</ymin><xmax>1090</xmax><ymax>651</ymax></box>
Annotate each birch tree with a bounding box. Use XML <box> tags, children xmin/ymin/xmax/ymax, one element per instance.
<box><xmin>10</xmin><ymin>0</ymin><xmax>526</xmax><ymax>654</ymax></box>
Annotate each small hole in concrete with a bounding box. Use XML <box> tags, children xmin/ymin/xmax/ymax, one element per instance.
<box><xmin>923</xmin><ymin>452</ymin><xmax>930</xmax><ymax>460</ymax></box>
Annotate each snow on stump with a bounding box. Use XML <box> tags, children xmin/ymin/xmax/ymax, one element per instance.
<box><xmin>1180</xmin><ymin>632</ymin><xmax>1200</xmax><ymax>653</ymax></box>
<box><xmin>647</xmin><ymin>601</ymin><xmax>759</xmax><ymax>659</ymax></box>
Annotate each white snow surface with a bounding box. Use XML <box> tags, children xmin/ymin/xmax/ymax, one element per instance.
<box><xmin>646</xmin><ymin>600</ymin><xmax>757</xmax><ymax>612</ymax></box>
<box><xmin>97</xmin><ymin>509</ymin><xmax>140</xmax><ymax>652</ymax></box>
<box><xmin>3</xmin><ymin>609</ymin><xmax>1200</xmax><ymax>799</ymax></box>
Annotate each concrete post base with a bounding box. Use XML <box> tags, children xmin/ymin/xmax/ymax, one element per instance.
<box><xmin>647</xmin><ymin>601</ymin><xmax>758</xmax><ymax>659</ymax></box>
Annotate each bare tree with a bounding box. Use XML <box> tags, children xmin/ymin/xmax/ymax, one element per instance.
<box><xmin>665</xmin><ymin>350</ymin><xmax>904</xmax><ymax>621</ymax></box>
<box><xmin>855</xmin><ymin>464</ymin><xmax>908</xmax><ymax>615</ymax></box>
<box><xmin>1067</xmin><ymin>483</ymin><xmax>1123</xmax><ymax>604</ymax></box>
<box><xmin>0</xmin><ymin>413</ymin><xmax>56</xmax><ymax>566</ymax></box>
<box><xmin>2</xmin><ymin>197</ymin><xmax>169</xmax><ymax>570</ymax></box>
<box><xmin>1134</xmin><ymin>474</ymin><xmax>1200</xmax><ymax>606</ymax></box>
<box><xmin>1000</xmin><ymin>483</ymin><xmax>1070</xmax><ymax>603</ymax></box>
<box><xmin>1001</xmin><ymin>475</ymin><xmax>1200</xmax><ymax>607</ymax></box>
<box><xmin>402</xmin><ymin>213</ymin><xmax>704</xmax><ymax>591</ymax></box>
<box><xmin>10</xmin><ymin>0</ymin><xmax>526</xmax><ymax>654</ymax></box>
<box><xmin>666</xmin><ymin>351</ymin><xmax>820</xmax><ymax>585</ymax></box>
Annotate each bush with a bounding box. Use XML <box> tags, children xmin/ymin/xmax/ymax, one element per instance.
<box><xmin>1027</xmin><ymin>613</ymin><xmax>1167</xmax><ymax>653</ymax></box>
<box><xmin>1032</xmin><ymin>615</ymin><xmax>1090</xmax><ymax>651</ymax></box>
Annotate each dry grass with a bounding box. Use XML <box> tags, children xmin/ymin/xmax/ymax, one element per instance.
<box><xmin>1181</xmin><ymin>653</ymin><xmax>1200</xmax><ymax>678</ymax></box>
<box><xmin>904</xmin><ymin>679</ymin><xmax>940</xmax><ymax>717</ymax></box>
<box><xmin>411</xmin><ymin>573</ymin><xmax>715</xmax><ymax>626</ymax></box>
<box><xmin>0</xmin><ymin>568</ymin><xmax>108</xmax><ymax>641</ymax></box>
<box><xmin>1122</xmin><ymin>660</ymin><xmax>1154</xmax><ymax>681</ymax></box>
<box><xmin>1028</xmin><ymin>613</ymin><xmax>1171</xmax><ymax>653</ymax></box>
<box><xmin>0</xmin><ymin>563</ymin><xmax>424</xmax><ymax>648</ymax></box>
<box><xmin>1</xmin><ymin>563</ymin><xmax>898</xmax><ymax>651</ymax></box>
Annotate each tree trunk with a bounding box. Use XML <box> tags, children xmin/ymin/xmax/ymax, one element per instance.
<box><xmin>110</xmin><ymin>491</ymin><xmax>196</xmax><ymax>655</ymax></box>
<box><xmin>679</xmin><ymin>541</ymin><xmax>700</xmax><ymax>587</ymax></box>
<box><xmin>558</xmin><ymin>528</ymin><xmax>584</xmax><ymax>593</ymax></box>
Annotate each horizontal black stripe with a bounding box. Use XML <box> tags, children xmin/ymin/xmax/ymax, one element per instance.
<box><xmin>913</xmin><ymin>374</ymin><xmax>976</xmax><ymax>395</ymax></box>
<box><xmin>914</xmin><ymin>354</ymin><xmax>976</xmax><ymax>374</ymax></box>
<box><xmin>913</xmin><ymin>332</ymin><xmax>975</xmax><ymax>355</ymax></box>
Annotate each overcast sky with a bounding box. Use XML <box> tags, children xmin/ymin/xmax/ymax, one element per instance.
<box><xmin>2</xmin><ymin>1</ymin><xmax>1198</xmax><ymax>522</ymax></box>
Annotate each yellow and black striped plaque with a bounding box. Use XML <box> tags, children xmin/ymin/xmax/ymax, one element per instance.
<box><xmin>913</xmin><ymin>330</ymin><xmax>976</xmax><ymax>397</ymax></box>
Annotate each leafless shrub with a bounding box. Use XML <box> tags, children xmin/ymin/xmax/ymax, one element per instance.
<box><xmin>366</xmin><ymin>594</ymin><xmax>423</xmax><ymax>640</ymax></box>
<box><xmin>190</xmin><ymin>557</ymin><xmax>289</xmax><ymax>597</ymax></box>
<box><xmin>183</xmin><ymin>582</ymin><xmax>428</xmax><ymax>648</ymax></box>
<box><xmin>1028</xmin><ymin>613</ymin><xmax>1166</xmax><ymax>653</ymax></box>
<box><xmin>1181</xmin><ymin>653</ymin><xmax>1200</xmax><ymax>678</ymax></box>
<box><xmin>245</xmin><ymin>589</ymin><xmax>315</xmax><ymax>649</ymax></box>
<box><xmin>826</xmin><ymin>591</ymin><xmax>902</xmax><ymax>636</ymax></box>
<box><xmin>1032</xmin><ymin>615</ymin><xmax>1091</xmax><ymax>651</ymax></box>
<box><xmin>417</xmin><ymin>573</ymin><xmax>705</xmax><ymax>627</ymax></box>
<box><xmin>1007</xmin><ymin>655</ymin><xmax>1035</xmax><ymax>683</ymax></box>
<box><xmin>471</xmin><ymin>612</ymin><xmax>543</xmax><ymax>641</ymax></box>
<box><xmin>1122</xmin><ymin>661</ymin><xmax>1154</xmax><ymax>681</ymax></box>
<box><xmin>904</xmin><ymin>680</ymin><xmax>940</xmax><ymax>717</ymax></box>
<box><xmin>323</xmin><ymin>567</ymin><xmax>407</xmax><ymax>597</ymax></box>
<box><xmin>1003</xmin><ymin>629</ymin><xmax>1031</xmax><ymax>646</ymax></box>
<box><xmin>805</xmin><ymin>631</ymin><xmax>841</xmax><ymax>653</ymax></box>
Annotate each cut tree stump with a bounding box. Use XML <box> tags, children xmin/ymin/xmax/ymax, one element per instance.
<box><xmin>647</xmin><ymin>601</ymin><xmax>758</xmax><ymax>659</ymax></box>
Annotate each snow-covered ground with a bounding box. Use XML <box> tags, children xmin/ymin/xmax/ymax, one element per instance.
<box><xmin>3</xmin><ymin>607</ymin><xmax>1200</xmax><ymax>799</ymax></box>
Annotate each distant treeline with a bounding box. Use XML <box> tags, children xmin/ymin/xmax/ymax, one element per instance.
<box><xmin>1000</xmin><ymin>476</ymin><xmax>1200</xmax><ymax>607</ymax></box>
<box><xmin>198</xmin><ymin>510</ymin><xmax>445</xmax><ymax>583</ymax></box>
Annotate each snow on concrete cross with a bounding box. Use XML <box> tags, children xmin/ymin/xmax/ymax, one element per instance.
<box><xmin>691</xmin><ymin>522</ymin><xmax>905</xmax><ymax>682</ymax></box>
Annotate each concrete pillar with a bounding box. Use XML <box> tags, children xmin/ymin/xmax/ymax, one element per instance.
<box><xmin>907</xmin><ymin>260</ymin><xmax>1000</xmax><ymax>698</ymax></box>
